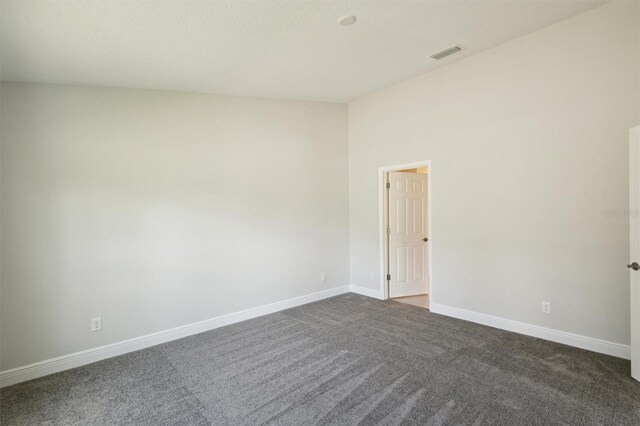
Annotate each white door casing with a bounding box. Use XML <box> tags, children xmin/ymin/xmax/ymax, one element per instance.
<box><xmin>388</xmin><ymin>171</ymin><xmax>429</xmax><ymax>298</ymax></box>
<box><xmin>629</xmin><ymin>125</ymin><xmax>640</xmax><ymax>382</ymax></box>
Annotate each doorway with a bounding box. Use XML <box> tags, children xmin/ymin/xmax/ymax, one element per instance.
<box><xmin>378</xmin><ymin>161</ymin><xmax>432</xmax><ymax>309</ymax></box>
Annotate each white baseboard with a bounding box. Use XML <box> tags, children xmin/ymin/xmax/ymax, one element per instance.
<box><xmin>4</xmin><ymin>288</ymin><xmax>627</xmax><ymax>388</ymax></box>
<box><xmin>0</xmin><ymin>285</ymin><xmax>351</xmax><ymax>388</ymax></box>
<box><xmin>430</xmin><ymin>303</ymin><xmax>630</xmax><ymax>360</ymax></box>
<box><xmin>349</xmin><ymin>284</ymin><xmax>384</xmax><ymax>300</ymax></box>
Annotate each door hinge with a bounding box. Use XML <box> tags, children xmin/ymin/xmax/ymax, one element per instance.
<box><xmin>386</xmin><ymin>227</ymin><xmax>390</xmax><ymax>235</ymax></box>
<box><xmin>386</xmin><ymin>182</ymin><xmax>390</xmax><ymax>189</ymax></box>
<box><xmin>386</xmin><ymin>274</ymin><xmax>391</xmax><ymax>281</ymax></box>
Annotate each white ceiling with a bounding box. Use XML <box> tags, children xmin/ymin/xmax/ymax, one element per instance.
<box><xmin>0</xmin><ymin>0</ymin><xmax>606</xmax><ymax>103</ymax></box>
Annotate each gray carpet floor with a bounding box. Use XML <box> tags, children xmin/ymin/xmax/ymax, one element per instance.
<box><xmin>2</xmin><ymin>293</ymin><xmax>639</xmax><ymax>425</ymax></box>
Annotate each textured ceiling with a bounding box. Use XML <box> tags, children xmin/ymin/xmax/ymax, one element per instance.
<box><xmin>0</xmin><ymin>0</ymin><xmax>606</xmax><ymax>102</ymax></box>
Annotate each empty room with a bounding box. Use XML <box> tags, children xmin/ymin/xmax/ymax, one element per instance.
<box><xmin>1</xmin><ymin>0</ymin><xmax>639</xmax><ymax>424</ymax></box>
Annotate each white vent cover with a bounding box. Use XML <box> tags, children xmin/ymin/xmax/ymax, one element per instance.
<box><xmin>430</xmin><ymin>45</ymin><xmax>462</xmax><ymax>60</ymax></box>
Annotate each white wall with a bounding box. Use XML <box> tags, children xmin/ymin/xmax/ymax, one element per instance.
<box><xmin>348</xmin><ymin>1</ymin><xmax>639</xmax><ymax>345</ymax></box>
<box><xmin>2</xmin><ymin>1</ymin><xmax>638</xmax><ymax>374</ymax></box>
<box><xmin>0</xmin><ymin>83</ymin><xmax>349</xmax><ymax>370</ymax></box>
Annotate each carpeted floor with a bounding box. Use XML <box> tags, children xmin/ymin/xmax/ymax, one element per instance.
<box><xmin>2</xmin><ymin>293</ymin><xmax>639</xmax><ymax>425</ymax></box>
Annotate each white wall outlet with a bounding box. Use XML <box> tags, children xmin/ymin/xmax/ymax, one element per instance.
<box><xmin>91</xmin><ymin>317</ymin><xmax>102</xmax><ymax>332</ymax></box>
<box><xmin>320</xmin><ymin>273</ymin><xmax>326</xmax><ymax>282</ymax></box>
<box><xmin>541</xmin><ymin>302</ymin><xmax>551</xmax><ymax>314</ymax></box>
<box><xmin>369</xmin><ymin>272</ymin><xmax>374</xmax><ymax>281</ymax></box>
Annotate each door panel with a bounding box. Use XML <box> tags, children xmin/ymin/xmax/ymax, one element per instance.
<box><xmin>413</xmin><ymin>246</ymin><xmax>424</xmax><ymax>280</ymax></box>
<box><xmin>388</xmin><ymin>171</ymin><xmax>428</xmax><ymax>298</ymax></box>
<box><xmin>396</xmin><ymin>247</ymin><xmax>407</xmax><ymax>283</ymax></box>
<box><xmin>630</xmin><ymin>125</ymin><xmax>640</xmax><ymax>382</ymax></box>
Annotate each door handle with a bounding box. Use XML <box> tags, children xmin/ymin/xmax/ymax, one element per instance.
<box><xmin>628</xmin><ymin>262</ymin><xmax>640</xmax><ymax>271</ymax></box>
<box><xmin>422</xmin><ymin>237</ymin><xmax>428</xmax><ymax>242</ymax></box>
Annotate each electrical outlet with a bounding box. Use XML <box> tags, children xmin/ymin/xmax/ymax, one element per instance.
<box><xmin>541</xmin><ymin>302</ymin><xmax>551</xmax><ymax>314</ymax></box>
<box><xmin>91</xmin><ymin>317</ymin><xmax>102</xmax><ymax>332</ymax></box>
<box><xmin>369</xmin><ymin>272</ymin><xmax>374</xmax><ymax>281</ymax></box>
<box><xmin>320</xmin><ymin>273</ymin><xmax>326</xmax><ymax>282</ymax></box>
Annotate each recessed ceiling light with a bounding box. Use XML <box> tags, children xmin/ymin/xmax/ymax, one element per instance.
<box><xmin>337</xmin><ymin>15</ymin><xmax>357</xmax><ymax>26</ymax></box>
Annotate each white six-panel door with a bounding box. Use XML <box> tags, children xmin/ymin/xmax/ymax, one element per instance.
<box><xmin>388</xmin><ymin>171</ymin><xmax>429</xmax><ymax>298</ymax></box>
<box><xmin>630</xmin><ymin>125</ymin><xmax>640</xmax><ymax>382</ymax></box>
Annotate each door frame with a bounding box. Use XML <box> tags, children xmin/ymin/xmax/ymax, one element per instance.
<box><xmin>378</xmin><ymin>160</ymin><xmax>433</xmax><ymax>302</ymax></box>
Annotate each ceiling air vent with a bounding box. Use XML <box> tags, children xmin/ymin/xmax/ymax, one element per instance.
<box><xmin>430</xmin><ymin>45</ymin><xmax>462</xmax><ymax>60</ymax></box>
